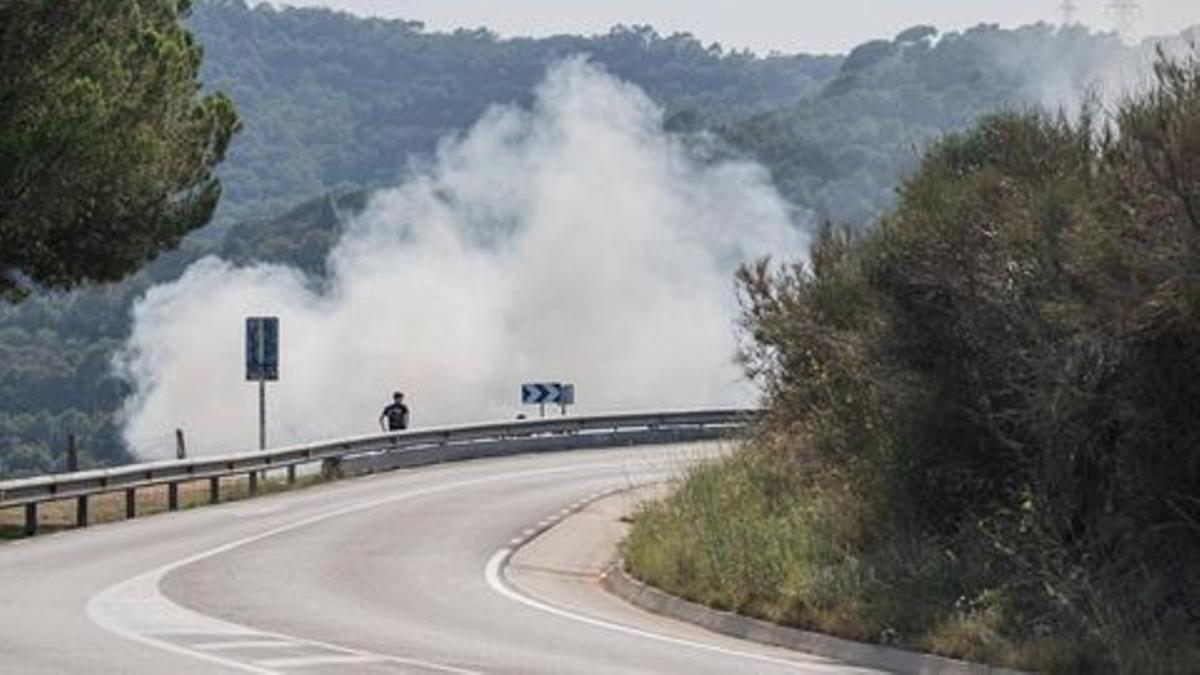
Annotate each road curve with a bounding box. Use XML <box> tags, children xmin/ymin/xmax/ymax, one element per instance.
<box><xmin>0</xmin><ymin>442</ymin><xmax>869</xmax><ymax>674</ymax></box>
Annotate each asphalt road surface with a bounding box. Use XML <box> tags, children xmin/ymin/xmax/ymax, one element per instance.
<box><xmin>0</xmin><ymin>442</ymin><xmax>872</xmax><ymax>674</ymax></box>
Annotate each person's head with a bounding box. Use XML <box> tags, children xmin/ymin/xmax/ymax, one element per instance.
<box><xmin>393</xmin><ymin>391</ymin><xmax>404</xmax><ymax>403</ymax></box>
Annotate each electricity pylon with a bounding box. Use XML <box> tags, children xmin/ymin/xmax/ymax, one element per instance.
<box><xmin>1107</xmin><ymin>0</ymin><xmax>1141</xmax><ymax>39</ymax></box>
<box><xmin>1060</xmin><ymin>0</ymin><xmax>1079</xmax><ymax>25</ymax></box>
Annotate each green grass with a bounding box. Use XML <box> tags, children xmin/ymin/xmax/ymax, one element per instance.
<box><xmin>623</xmin><ymin>444</ymin><xmax>1113</xmax><ymax>673</ymax></box>
<box><xmin>626</xmin><ymin>447</ymin><xmax>871</xmax><ymax>637</ymax></box>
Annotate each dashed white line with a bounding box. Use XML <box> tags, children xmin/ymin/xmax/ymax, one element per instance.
<box><xmin>482</xmin><ymin>486</ymin><xmax>864</xmax><ymax>675</ymax></box>
<box><xmin>194</xmin><ymin>640</ymin><xmax>297</xmax><ymax>651</ymax></box>
<box><xmin>88</xmin><ymin>462</ymin><xmax>636</xmax><ymax>674</ymax></box>
<box><xmin>257</xmin><ymin>655</ymin><xmax>386</xmax><ymax>668</ymax></box>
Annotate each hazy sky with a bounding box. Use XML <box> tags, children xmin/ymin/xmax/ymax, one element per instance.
<box><xmin>274</xmin><ymin>1</ymin><xmax>1200</xmax><ymax>53</ymax></box>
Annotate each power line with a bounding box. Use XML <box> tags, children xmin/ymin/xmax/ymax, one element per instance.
<box><xmin>1107</xmin><ymin>0</ymin><xmax>1142</xmax><ymax>39</ymax></box>
<box><xmin>1060</xmin><ymin>0</ymin><xmax>1080</xmax><ymax>26</ymax></box>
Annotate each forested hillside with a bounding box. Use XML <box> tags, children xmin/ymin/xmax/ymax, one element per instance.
<box><xmin>0</xmin><ymin>0</ymin><xmax>1193</xmax><ymax>476</ymax></box>
<box><xmin>189</xmin><ymin>0</ymin><xmax>842</xmax><ymax>226</ymax></box>
<box><xmin>0</xmin><ymin>194</ymin><xmax>367</xmax><ymax>474</ymax></box>
<box><xmin>725</xmin><ymin>23</ymin><xmax>1174</xmax><ymax>224</ymax></box>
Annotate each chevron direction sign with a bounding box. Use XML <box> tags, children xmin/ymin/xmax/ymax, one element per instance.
<box><xmin>522</xmin><ymin>382</ymin><xmax>563</xmax><ymax>404</ymax></box>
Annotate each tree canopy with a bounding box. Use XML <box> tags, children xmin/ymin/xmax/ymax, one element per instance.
<box><xmin>731</xmin><ymin>54</ymin><xmax>1200</xmax><ymax>671</ymax></box>
<box><xmin>187</xmin><ymin>0</ymin><xmax>840</xmax><ymax>225</ymax></box>
<box><xmin>0</xmin><ymin>0</ymin><xmax>239</xmax><ymax>300</ymax></box>
<box><xmin>722</xmin><ymin>23</ymin><xmax>1174</xmax><ymax>226</ymax></box>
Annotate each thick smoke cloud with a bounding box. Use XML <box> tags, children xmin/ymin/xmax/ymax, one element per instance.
<box><xmin>114</xmin><ymin>59</ymin><xmax>805</xmax><ymax>459</ymax></box>
<box><xmin>1025</xmin><ymin>27</ymin><xmax>1199</xmax><ymax>118</ymax></box>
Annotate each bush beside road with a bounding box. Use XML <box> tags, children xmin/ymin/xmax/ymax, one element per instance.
<box><xmin>627</xmin><ymin>55</ymin><xmax>1200</xmax><ymax>675</ymax></box>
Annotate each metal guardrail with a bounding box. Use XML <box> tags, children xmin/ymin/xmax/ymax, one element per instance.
<box><xmin>0</xmin><ymin>409</ymin><xmax>755</xmax><ymax>536</ymax></box>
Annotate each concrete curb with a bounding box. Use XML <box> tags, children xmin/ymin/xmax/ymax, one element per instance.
<box><xmin>601</xmin><ymin>561</ymin><xmax>1028</xmax><ymax>675</ymax></box>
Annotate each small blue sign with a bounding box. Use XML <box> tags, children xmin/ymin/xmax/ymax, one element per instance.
<box><xmin>246</xmin><ymin>317</ymin><xmax>279</xmax><ymax>381</ymax></box>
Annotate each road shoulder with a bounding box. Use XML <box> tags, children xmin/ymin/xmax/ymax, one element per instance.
<box><xmin>508</xmin><ymin>485</ymin><xmax>1026</xmax><ymax>675</ymax></box>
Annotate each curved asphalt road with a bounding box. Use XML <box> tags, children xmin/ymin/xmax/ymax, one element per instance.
<box><xmin>0</xmin><ymin>442</ymin><xmax>870</xmax><ymax>674</ymax></box>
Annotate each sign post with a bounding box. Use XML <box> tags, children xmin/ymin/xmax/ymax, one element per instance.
<box><xmin>245</xmin><ymin>317</ymin><xmax>279</xmax><ymax>451</ymax></box>
<box><xmin>259</xmin><ymin>380</ymin><xmax>266</xmax><ymax>450</ymax></box>
<box><xmin>559</xmin><ymin>384</ymin><xmax>575</xmax><ymax>416</ymax></box>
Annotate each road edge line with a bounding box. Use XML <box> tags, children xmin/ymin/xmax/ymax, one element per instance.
<box><xmin>602</xmin><ymin>558</ymin><xmax>1030</xmax><ymax>675</ymax></box>
<box><xmin>483</xmin><ymin>487</ymin><xmax>856</xmax><ymax>672</ymax></box>
<box><xmin>86</xmin><ymin>463</ymin><xmax>624</xmax><ymax>675</ymax></box>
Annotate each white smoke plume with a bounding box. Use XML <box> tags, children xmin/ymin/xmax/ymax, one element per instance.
<box><xmin>1025</xmin><ymin>26</ymin><xmax>1200</xmax><ymax>120</ymax></box>
<box><xmin>114</xmin><ymin>59</ymin><xmax>806</xmax><ymax>459</ymax></box>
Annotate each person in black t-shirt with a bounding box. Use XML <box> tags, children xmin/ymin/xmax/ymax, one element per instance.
<box><xmin>380</xmin><ymin>391</ymin><xmax>410</xmax><ymax>432</ymax></box>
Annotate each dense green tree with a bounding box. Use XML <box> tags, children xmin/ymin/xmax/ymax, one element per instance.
<box><xmin>186</xmin><ymin>0</ymin><xmax>840</xmax><ymax>225</ymax></box>
<box><xmin>729</xmin><ymin>55</ymin><xmax>1200</xmax><ymax>671</ymax></box>
<box><xmin>722</xmin><ymin>23</ymin><xmax>1197</xmax><ymax>226</ymax></box>
<box><xmin>0</xmin><ymin>0</ymin><xmax>239</xmax><ymax>300</ymax></box>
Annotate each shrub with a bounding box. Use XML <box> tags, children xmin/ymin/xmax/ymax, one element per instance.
<box><xmin>633</xmin><ymin>53</ymin><xmax>1200</xmax><ymax>674</ymax></box>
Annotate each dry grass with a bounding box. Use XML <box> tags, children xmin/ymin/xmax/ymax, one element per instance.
<box><xmin>0</xmin><ymin>469</ymin><xmax>328</xmax><ymax>539</ymax></box>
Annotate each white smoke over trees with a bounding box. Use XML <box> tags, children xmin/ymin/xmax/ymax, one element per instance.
<box><xmin>1027</xmin><ymin>26</ymin><xmax>1198</xmax><ymax>118</ymax></box>
<box><xmin>114</xmin><ymin>59</ymin><xmax>806</xmax><ymax>459</ymax></box>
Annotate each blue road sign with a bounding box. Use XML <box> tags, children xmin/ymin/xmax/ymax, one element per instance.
<box><xmin>246</xmin><ymin>317</ymin><xmax>279</xmax><ymax>381</ymax></box>
<box><xmin>521</xmin><ymin>382</ymin><xmax>563</xmax><ymax>404</ymax></box>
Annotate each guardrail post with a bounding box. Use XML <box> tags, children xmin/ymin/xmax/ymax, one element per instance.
<box><xmin>168</xmin><ymin>482</ymin><xmax>179</xmax><ymax>511</ymax></box>
<box><xmin>209</xmin><ymin>477</ymin><xmax>220</xmax><ymax>504</ymax></box>
<box><xmin>76</xmin><ymin>495</ymin><xmax>88</xmax><ymax>527</ymax></box>
<box><xmin>248</xmin><ymin>471</ymin><xmax>258</xmax><ymax>495</ymax></box>
<box><xmin>322</xmin><ymin>457</ymin><xmax>342</xmax><ymax>480</ymax></box>
<box><xmin>24</xmin><ymin>503</ymin><xmax>37</xmax><ymax>536</ymax></box>
<box><xmin>66</xmin><ymin>434</ymin><xmax>78</xmax><ymax>473</ymax></box>
<box><xmin>125</xmin><ymin>489</ymin><xmax>136</xmax><ymax>519</ymax></box>
<box><xmin>287</xmin><ymin>464</ymin><xmax>296</xmax><ymax>485</ymax></box>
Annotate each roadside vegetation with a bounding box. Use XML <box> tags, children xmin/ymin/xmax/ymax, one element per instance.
<box><xmin>626</xmin><ymin>54</ymin><xmax>1200</xmax><ymax>673</ymax></box>
<box><xmin>0</xmin><ymin>471</ymin><xmax>328</xmax><ymax>540</ymax></box>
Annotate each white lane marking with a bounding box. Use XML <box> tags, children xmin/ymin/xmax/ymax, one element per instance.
<box><xmin>257</xmin><ymin>655</ymin><xmax>386</xmax><ymax>668</ymax></box>
<box><xmin>194</xmin><ymin>640</ymin><xmax>298</xmax><ymax>651</ymax></box>
<box><xmin>88</xmin><ymin>579</ymin><xmax>278</xmax><ymax>675</ymax></box>
<box><xmin>90</xmin><ymin>569</ymin><xmax>476</xmax><ymax>675</ymax></box>
<box><xmin>484</xmin><ymin>553</ymin><xmax>862</xmax><ymax>673</ymax></box>
<box><xmin>88</xmin><ymin>462</ymin><xmax>634</xmax><ymax>674</ymax></box>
